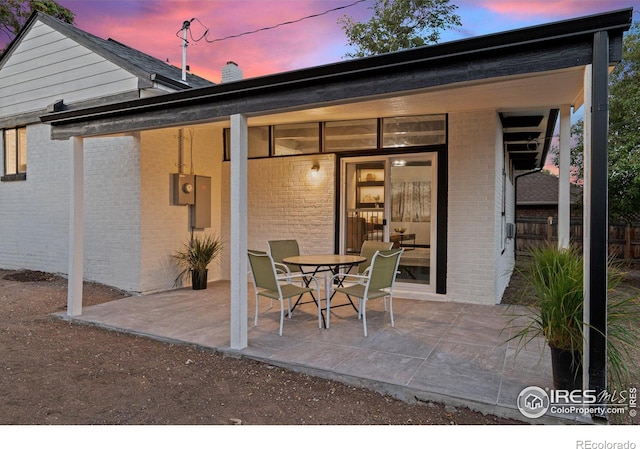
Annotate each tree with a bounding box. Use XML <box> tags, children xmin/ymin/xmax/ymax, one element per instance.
<box><xmin>607</xmin><ymin>22</ymin><xmax>640</xmax><ymax>225</ymax></box>
<box><xmin>555</xmin><ymin>24</ymin><xmax>640</xmax><ymax>225</ymax></box>
<box><xmin>557</xmin><ymin>120</ymin><xmax>584</xmax><ymax>184</ymax></box>
<box><xmin>1</xmin><ymin>0</ymin><xmax>73</xmax><ymax>46</ymax></box>
<box><xmin>338</xmin><ymin>0</ymin><xmax>461</xmax><ymax>58</ymax></box>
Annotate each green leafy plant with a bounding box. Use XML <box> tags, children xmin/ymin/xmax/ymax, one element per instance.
<box><xmin>172</xmin><ymin>233</ymin><xmax>223</xmax><ymax>287</ymax></box>
<box><xmin>506</xmin><ymin>245</ymin><xmax>640</xmax><ymax>390</ymax></box>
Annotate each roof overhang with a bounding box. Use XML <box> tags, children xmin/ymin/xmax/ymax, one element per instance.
<box><xmin>41</xmin><ymin>8</ymin><xmax>632</xmax><ymax>170</ymax></box>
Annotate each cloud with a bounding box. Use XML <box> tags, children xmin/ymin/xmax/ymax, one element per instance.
<box><xmin>475</xmin><ymin>0</ymin><xmax>634</xmax><ymax>19</ymax></box>
<box><xmin>57</xmin><ymin>0</ymin><xmax>363</xmax><ymax>82</ymax></box>
<box><xmin>6</xmin><ymin>0</ymin><xmax>634</xmax><ymax>83</ymax></box>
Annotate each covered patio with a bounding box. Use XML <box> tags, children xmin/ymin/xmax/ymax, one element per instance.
<box><xmin>57</xmin><ymin>283</ymin><xmax>576</xmax><ymax>423</ymax></box>
<box><xmin>42</xmin><ymin>8</ymin><xmax>632</xmax><ymax>409</ymax></box>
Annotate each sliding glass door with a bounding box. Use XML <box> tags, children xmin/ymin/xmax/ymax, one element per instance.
<box><xmin>341</xmin><ymin>153</ymin><xmax>436</xmax><ymax>295</ymax></box>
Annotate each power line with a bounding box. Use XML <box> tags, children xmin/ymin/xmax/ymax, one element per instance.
<box><xmin>182</xmin><ymin>0</ymin><xmax>367</xmax><ymax>45</ymax></box>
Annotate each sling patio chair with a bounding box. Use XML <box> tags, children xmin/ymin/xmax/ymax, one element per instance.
<box><xmin>337</xmin><ymin>240</ymin><xmax>394</xmax><ymax>308</ymax></box>
<box><xmin>328</xmin><ymin>248</ymin><xmax>404</xmax><ymax>337</ymax></box>
<box><xmin>268</xmin><ymin>238</ymin><xmax>316</xmax><ymax>309</ymax></box>
<box><xmin>357</xmin><ymin>240</ymin><xmax>394</xmax><ymax>276</ymax></box>
<box><xmin>268</xmin><ymin>239</ymin><xmax>302</xmax><ymax>278</ymax></box>
<box><xmin>248</xmin><ymin>249</ymin><xmax>321</xmax><ymax>336</ymax></box>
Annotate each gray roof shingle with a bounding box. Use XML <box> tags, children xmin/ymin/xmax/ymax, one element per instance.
<box><xmin>517</xmin><ymin>171</ymin><xmax>582</xmax><ymax>205</ymax></box>
<box><xmin>4</xmin><ymin>12</ymin><xmax>214</xmax><ymax>90</ymax></box>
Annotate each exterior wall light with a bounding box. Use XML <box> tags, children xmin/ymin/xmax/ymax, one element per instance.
<box><xmin>311</xmin><ymin>163</ymin><xmax>320</xmax><ymax>177</ymax></box>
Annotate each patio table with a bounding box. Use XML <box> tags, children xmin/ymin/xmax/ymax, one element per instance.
<box><xmin>282</xmin><ymin>254</ymin><xmax>366</xmax><ymax>326</ymax></box>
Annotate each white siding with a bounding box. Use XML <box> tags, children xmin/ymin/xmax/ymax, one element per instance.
<box><xmin>446</xmin><ymin>110</ymin><xmax>498</xmax><ymax>304</ymax></box>
<box><xmin>0</xmin><ymin>21</ymin><xmax>138</xmax><ymax>117</ymax></box>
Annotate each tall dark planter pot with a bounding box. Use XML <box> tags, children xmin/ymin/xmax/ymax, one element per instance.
<box><xmin>550</xmin><ymin>346</ymin><xmax>582</xmax><ymax>391</ymax></box>
<box><xmin>191</xmin><ymin>269</ymin><xmax>208</xmax><ymax>290</ymax></box>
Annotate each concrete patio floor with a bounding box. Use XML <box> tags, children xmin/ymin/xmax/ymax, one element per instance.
<box><xmin>56</xmin><ymin>281</ymin><xmax>585</xmax><ymax>424</ymax></box>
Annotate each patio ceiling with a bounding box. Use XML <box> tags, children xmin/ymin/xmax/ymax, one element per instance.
<box><xmin>161</xmin><ymin>66</ymin><xmax>584</xmax><ymax>171</ymax></box>
<box><xmin>244</xmin><ymin>66</ymin><xmax>585</xmax><ymax>126</ymax></box>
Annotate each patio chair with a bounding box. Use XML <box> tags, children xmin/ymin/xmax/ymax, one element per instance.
<box><xmin>329</xmin><ymin>249</ymin><xmax>404</xmax><ymax>337</ymax></box>
<box><xmin>267</xmin><ymin>239</ymin><xmax>307</xmax><ymax>307</ymax></box>
<box><xmin>339</xmin><ymin>240</ymin><xmax>394</xmax><ymax>295</ymax></box>
<box><xmin>268</xmin><ymin>239</ymin><xmax>302</xmax><ymax>277</ymax></box>
<box><xmin>357</xmin><ymin>240</ymin><xmax>394</xmax><ymax>275</ymax></box>
<box><xmin>248</xmin><ymin>250</ymin><xmax>321</xmax><ymax>336</ymax></box>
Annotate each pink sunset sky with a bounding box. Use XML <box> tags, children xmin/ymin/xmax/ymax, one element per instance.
<box><xmin>2</xmin><ymin>0</ymin><xmax>637</xmax><ymax>83</ymax></box>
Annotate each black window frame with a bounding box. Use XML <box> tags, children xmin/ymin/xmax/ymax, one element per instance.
<box><xmin>222</xmin><ymin>114</ymin><xmax>447</xmax><ymax>161</ymax></box>
<box><xmin>2</xmin><ymin>126</ymin><xmax>27</xmax><ymax>182</ymax></box>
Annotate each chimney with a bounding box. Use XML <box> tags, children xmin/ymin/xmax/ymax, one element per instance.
<box><xmin>221</xmin><ymin>61</ymin><xmax>243</xmax><ymax>83</ymax></box>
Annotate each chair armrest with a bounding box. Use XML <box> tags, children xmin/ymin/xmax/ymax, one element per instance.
<box><xmin>330</xmin><ymin>272</ymin><xmax>367</xmax><ymax>283</ymax></box>
<box><xmin>274</xmin><ymin>262</ymin><xmax>291</xmax><ymax>275</ymax></box>
<box><xmin>284</xmin><ymin>273</ymin><xmax>320</xmax><ymax>289</ymax></box>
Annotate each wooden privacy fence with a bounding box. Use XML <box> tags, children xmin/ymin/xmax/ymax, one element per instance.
<box><xmin>516</xmin><ymin>217</ymin><xmax>640</xmax><ymax>260</ymax></box>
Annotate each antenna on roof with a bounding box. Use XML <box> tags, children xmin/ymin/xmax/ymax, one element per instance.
<box><xmin>180</xmin><ymin>19</ymin><xmax>195</xmax><ymax>81</ymax></box>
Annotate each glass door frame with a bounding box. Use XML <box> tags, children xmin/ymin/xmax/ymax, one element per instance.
<box><xmin>339</xmin><ymin>152</ymin><xmax>437</xmax><ymax>296</ymax></box>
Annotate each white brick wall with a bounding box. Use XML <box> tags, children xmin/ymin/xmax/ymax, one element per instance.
<box><xmin>220</xmin><ymin>154</ymin><xmax>336</xmax><ymax>279</ymax></box>
<box><xmin>2</xmin><ymin>118</ymin><xmax>515</xmax><ymax>304</ymax></box>
<box><xmin>494</xmin><ymin>124</ymin><xmax>516</xmax><ymax>303</ymax></box>
<box><xmin>447</xmin><ymin>111</ymin><xmax>499</xmax><ymax>304</ymax></box>
<box><xmin>83</xmin><ymin>134</ymin><xmax>141</xmax><ymax>291</ymax></box>
<box><xmin>0</xmin><ymin>125</ymin><xmax>143</xmax><ymax>292</ymax></box>
<box><xmin>0</xmin><ymin>124</ymin><xmax>69</xmax><ymax>272</ymax></box>
<box><xmin>0</xmin><ymin>124</ymin><xmax>225</xmax><ymax>295</ymax></box>
<box><xmin>139</xmin><ymin>127</ymin><xmax>224</xmax><ymax>293</ymax></box>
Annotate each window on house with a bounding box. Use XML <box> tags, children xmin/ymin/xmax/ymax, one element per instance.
<box><xmin>223</xmin><ymin>114</ymin><xmax>446</xmax><ymax>160</ymax></box>
<box><xmin>274</xmin><ymin>123</ymin><xmax>319</xmax><ymax>156</ymax></box>
<box><xmin>224</xmin><ymin>126</ymin><xmax>270</xmax><ymax>160</ymax></box>
<box><xmin>324</xmin><ymin>119</ymin><xmax>378</xmax><ymax>152</ymax></box>
<box><xmin>2</xmin><ymin>127</ymin><xmax>27</xmax><ymax>181</ymax></box>
<box><xmin>382</xmin><ymin>115</ymin><xmax>446</xmax><ymax>147</ymax></box>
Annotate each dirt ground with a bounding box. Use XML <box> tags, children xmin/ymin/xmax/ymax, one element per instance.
<box><xmin>0</xmin><ymin>268</ymin><xmax>523</xmax><ymax>426</ymax></box>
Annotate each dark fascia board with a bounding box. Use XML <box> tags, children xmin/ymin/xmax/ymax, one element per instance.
<box><xmin>150</xmin><ymin>73</ymin><xmax>191</xmax><ymax>90</ymax></box>
<box><xmin>41</xmin><ymin>8</ymin><xmax>633</xmax><ymax>132</ymax></box>
<box><xmin>539</xmin><ymin>108</ymin><xmax>560</xmax><ymax>170</ymax></box>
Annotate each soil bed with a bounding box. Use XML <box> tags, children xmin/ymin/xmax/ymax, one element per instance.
<box><xmin>0</xmin><ymin>269</ymin><xmax>522</xmax><ymax>425</ymax></box>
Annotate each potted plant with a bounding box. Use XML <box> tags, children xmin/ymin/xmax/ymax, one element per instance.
<box><xmin>173</xmin><ymin>233</ymin><xmax>223</xmax><ymax>290</ymax></box>
<box><xmin>506</xmin><ymin>245</ymin><xmax>639</xmax><ymax>391</ymax></box>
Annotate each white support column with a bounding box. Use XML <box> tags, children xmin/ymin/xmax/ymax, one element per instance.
<box><xmin>67</xmin><ymin>137</ymin><xmax>84</xmax><ymax>316</ymax></box>
<box><xmin>558</xmin><ymin>104</ymin><xmax>572</xmax><ymax>249</ymax></box>
<box><xmin>582</xmin><ymin>65</ymin><xmax>592</xmax><ymax>392</ymax></box>
<box><xmin>229</xmin><ymin>114</ymin><xmax>248</xmax><ymax>350</ymax></box>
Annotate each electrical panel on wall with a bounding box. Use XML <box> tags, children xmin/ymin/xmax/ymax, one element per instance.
<box><xmin>506</xmin><ymin>222</ymin><xmax>516</xmax><ymax>239</ymax></box>
<box><xmin>191</xmin><ymin>175</ymin><xmax>211</xmax><ymax>229</ymax></box>
<box><xmin>172</xmin><ymin>173</ymin><xmax>195</xmax><ymax>205</ymax></box>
